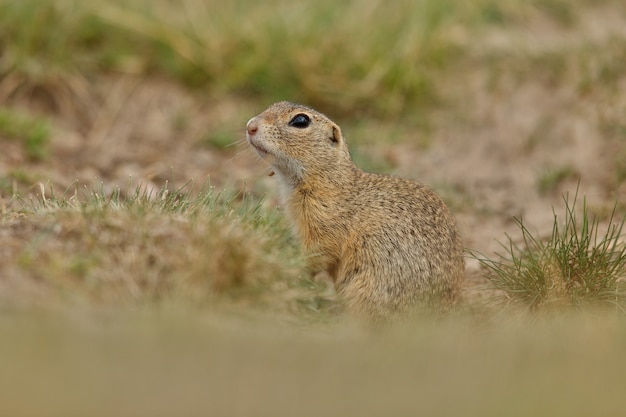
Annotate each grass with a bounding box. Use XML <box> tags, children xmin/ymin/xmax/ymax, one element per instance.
<box><xmin>0</xmin><ymin>183</ymin><xmax>335</xmax><ymax>318</ymax></box>
<box><xmin>474</xmin><ymin>191</ymin><xmax>626</xmax><ymax>312</ymax></box>
<box><xmin>2</xmin><ymin>0</ymin><xmax>622</xmax><ymax>121</ymax></box>
<box><xmin>2</xmin><ymin>308</ymin><xmax>626</xmax><ymax>417</ymax></box>
<box><xmin>5</xmin><ymin>181</ymin><xmax>626</xmax><ymax>318</ymax></box>
<box><xmin>0</xmin><ymin>0</ymin><xmax>448</xmax><ymax>117</ymax></box>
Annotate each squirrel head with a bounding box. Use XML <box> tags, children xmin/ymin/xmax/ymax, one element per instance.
<box><xmin>246</xmin><ymin>101</ymin><xmax>352</xmax><ymax>185</ymax></box>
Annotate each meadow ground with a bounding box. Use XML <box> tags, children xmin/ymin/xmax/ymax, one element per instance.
<box><xmin>1</xmin><ymin>0</ymin><xmax>626</xmax><ymax>415</ymax></box>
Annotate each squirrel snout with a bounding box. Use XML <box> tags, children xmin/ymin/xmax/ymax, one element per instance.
<box><xmin>246</xmin><ymin>118</ymin><xmax>259</xmax><ymax>136</ymax></box>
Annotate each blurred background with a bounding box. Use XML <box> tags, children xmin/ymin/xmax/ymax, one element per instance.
<box><xmin>1</xmin><ymin>1</ymin><xmax>626</xmax><ymax>415</ymax></box>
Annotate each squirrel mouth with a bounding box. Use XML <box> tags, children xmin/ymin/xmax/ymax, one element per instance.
<box><xmin>247</xmin><ymin>136</ymin><xmax>271</xmax><ymax>156</ymax></box>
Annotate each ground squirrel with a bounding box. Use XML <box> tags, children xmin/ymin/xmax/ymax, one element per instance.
<box><xmin>246</xmin><ymin>101</ymin><xmax>464</xmax><ymax>321</ymax></box>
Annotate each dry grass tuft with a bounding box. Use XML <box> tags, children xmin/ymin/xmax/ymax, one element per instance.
<box><xmin>474</xmin><ymin>191</ymin><xmax>626</xmax><ymax>312</ymax></box>
<box><xmin>0</xmin><ymin>185</ymin><xmax>329</xmax><ymax>316</ymax></box>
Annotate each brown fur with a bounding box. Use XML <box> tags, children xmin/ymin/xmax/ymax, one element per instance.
<box><xmin>246</xmin><ymin>101</ymin><xmax>464</xmax><ymax>321</ymax></box>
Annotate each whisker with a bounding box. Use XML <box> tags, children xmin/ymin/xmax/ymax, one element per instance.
<box><xmin>222</xmin><ymin>138</ymin><xmax>247</xmax><ymax>149</ymax></box>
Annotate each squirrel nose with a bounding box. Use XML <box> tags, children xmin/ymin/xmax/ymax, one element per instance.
<box><xmin>246</xmin><ymin>118</ymin><xmax>259</xmax><ymax>136</ymax></box>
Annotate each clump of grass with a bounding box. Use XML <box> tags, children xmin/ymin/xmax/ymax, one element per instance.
<box><xmin>0</xmin><ymin>183</ymin><xmax>329</xmax><ymax>316</ymax></box>
<box><xmin>0</xmin><ymin>107</ymin><xmax>50</xmax><ymax>160</ymax></box>
<box><xmin>474</xmin><ymin>191</ymin><xmax>626</xmax><ymax>312</ymax></box>
<box><xmin>89</xmin><ymin>0</ymin><xmax>457</xmax><ymax>116</ymax></box>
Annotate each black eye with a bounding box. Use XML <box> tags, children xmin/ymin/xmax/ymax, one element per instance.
<box><xmin>288</xmin><ymin>114</ymin><xmax>311</xmax><ymax>128</ymax></box>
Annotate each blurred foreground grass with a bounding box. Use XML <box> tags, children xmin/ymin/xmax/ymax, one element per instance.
<box><xmin>2</xmin><ymin>309</ymin><xmax>626</xmax><ymax>417</ymax></box>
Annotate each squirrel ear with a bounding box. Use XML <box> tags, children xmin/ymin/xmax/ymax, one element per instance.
<box><xmin>330</xmin><ymin>124</ymin><xmax>342</xmax><ymax>145</ymax></box>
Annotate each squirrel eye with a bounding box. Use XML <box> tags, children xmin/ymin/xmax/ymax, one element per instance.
<box><xmin>288</xmin><ymin>114</ymin><xmax>311</xmax><ymax>128</ymax></box>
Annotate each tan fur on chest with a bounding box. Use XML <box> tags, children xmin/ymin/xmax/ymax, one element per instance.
<box><xmin>286</xmin><ymin>185</ymin><xmax>346</xmax><ymax>272</ymax></box>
